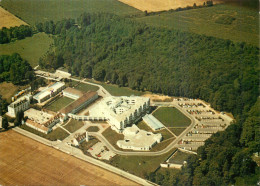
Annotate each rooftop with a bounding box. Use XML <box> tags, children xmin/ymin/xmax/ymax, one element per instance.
<box><xmin>142</xmin><ymin>114</ymin><xmax>164</xmax><ymax>131</ymax></box>
<box><xmin>33</xmin><ymin>82</ymin><xmax>65</xmax><ymax>100</ymax></box>
<box><xmin>24</xmin><ymin>108</ymin><xmax>53</xmax><ymax>125</ymax></box>
<box><xmin>60</xmin><ymin>91</ymin><xmax>98</xmax><ymax>114</ymax></box>
<box><xmin>63</xmin><ymin>87</ymin><xmax>83</xmax><ymax>97</ymax></box>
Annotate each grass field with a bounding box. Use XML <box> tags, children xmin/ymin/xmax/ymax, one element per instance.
<box><xmin>89</xmin><ymin>80</ymin><xmax>144</xmax><ymax>96</ymax></box>
<box><xmin>64</xmin><ymin>119</ymin><xmax>84</xmax><ymax>133</ymax></box>
<box><xmin>0</xmin><ymin>130</ymin><xmax>137</xmax><ymax>185</ymax></box>
<box><xmin>0</xmin><ymin>33</ymin><xmax>53</xmax><ymax>67</ymax></box>
<box><xmin>109</xmin><ymin>148</ymin><xmax>176</xmax><ymax>178</ymax></box>
<box><xmin>86</xmin><ymin>126</ymin><xmax>100</xmax><ymax>132</ymax></box>
<box><xmin>169</xmin><ymin>127</ymin><xmax>186</xmax><ymax>136</ymax></box>
<box><xmin>74</xmin><ymin>82</ymin><xmax>99</xmax><ymax>92</ymax></box>
<box><xmin>153</xmin><ymin>107</ymin><xmax>191</xmax><ymax>127</ymax></box>
<box><xmin>168</xmin><ymin>150</ymin><xmax>191</xmax><ymax>164</ymax></box>
<box><xmin>136</xmin><ymin>4</ymin><xmax>259</xmax><ymax>46</ymax></box>
<box><xmin>0</xmin><ymin>0</ymin><xmax>141</xmax><ymax>25</ymax></box>
<box><xmin>0</xmin><ymin>6</ymin><xmax>27</xmax><ymax>28</ymax></box>
<box><xmin>45</xmin><ymin>96</ymin><xmax>74</xmax><ymax>112</ymax></box>
<box><xmin>0</xmin><ymin>82</ymin><xmax>18</xmax><ymax>102</ymax></box>
<box><xmin>20</xmin><ymin>125</ymin><xmax>69</xmax><ymax>141</ymax></box>
<box><xmin>102</xmin><ymin>127</ymin><xmax>124</xmax><ymax>150</ymax></box>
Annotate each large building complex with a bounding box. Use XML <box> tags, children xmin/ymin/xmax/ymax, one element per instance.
<box><xmin>24</xmin><ymin>108</ymin><xmax>61</xmax><ymax>134</ymax></box>
<box><xmin>33</xmin><ymin>82</ymin><xmax>65</xmax><ymax>103</ymax></box>
<box><xmin>7</xmin><ymin>94</ymin><xmax>32</xmax><ymax>117</ymax></box>
<box><xmin>89</xmin><ymin>96</ymin><xmax>150</xmax><ymax>133</ymax></box>
<box><xmin>117</xmin><ymin>124</ymin><xmax>162</xmax><ymax>151</ymax></box>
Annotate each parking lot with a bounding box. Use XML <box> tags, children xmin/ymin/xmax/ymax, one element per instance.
<box><xmin>88</xmin><ymin>142</ymin><xmax>116</xmax><ymax>160</ymax></box>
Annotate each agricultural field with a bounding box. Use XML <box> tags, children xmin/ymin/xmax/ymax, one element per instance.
<box><xmin>0</xmin><ymin>130</ymin><xmax>138</xmax><ymax>185</ymax></box>
<box><xmin>0</xmin><ymin>6</ymin><xmax>27</xmax><ymax>28</ymax></box>
<box><xmin>136</xmin><ymin>4</ymin><xmax>259</xmax><ymax>46</ymax></box>
<box><xmin>109</xmin><ymin>148</ymin><xmax>176</xmax><ymax>178</ymax></box>
<box><xmin>0</xmin><ymin>82</ymin><xmax>19</xmax><ymax>102</ymax></box>
<box><xmin>118</xmin><ymin>0</ymin><xmax>210</xmax><ymax>12</ymax></box>
<box><xmin>0</xmin><ymin>0</ymin><xmax>141</xmax><ymax>25</ymax></box>
<box><xmin>0</xmin><ymin>33</ymin><xmax>53</xmax><ymax>67</ymax></box>
<box><xmin>153</xmin><ymin>107</ymin><xmax>191</xmax><ymax>127</ymax></box>
<box><xmin>64</xmin><ymin>119</ymin><xmax>84</xmax><ymax>133</ymax></box>
<box><xmin>45</xmin><ymin>96</ymin><xmax>74</xmax><ymax>112</ymax></box>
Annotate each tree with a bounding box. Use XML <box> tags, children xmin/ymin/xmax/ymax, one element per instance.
<box><xmin>2</xmin><ymin>116</ymin><xmax>8</xmax><ymax>130</ymax></box>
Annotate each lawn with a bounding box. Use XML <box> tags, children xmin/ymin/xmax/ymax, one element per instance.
<box><xmin>86</xmin><ymin>126</ymin><xmax>100</xmax><ymax>132</ymax></box>
<box><xmin>20</xmin><ymin>125</ymin><xmax>69</xmax><ymax>141</ymax></box>
<box><xmin>74</xmin><ymin>82</ymin><xmax>99</xmax><ymax>92</ymax></box>
<box><xmin>109</xmin><ymin>148</ymin><xmax>176</xmax><ymax>178</ymax></box>
<box><xmin>169</xmin><ymin>128</ymin><xmax>186</xmax><ymax>136</ymax></box>
<box><xmin>102</xmin><ymin>127</ymin><xmax>124</xmax><ymax>150</ymax></box>
<box><xmin>168</xmin><ymin>150</ymin><xmax>191</xmax><ymax>164</ymax></box>
<box><xmin>136</xmin><ymin>4</ymin><xmax>259</xmax><ymax>46</ymax></box>
<box><xmin>153</xmin><ymin>107</ymin><xmax>191</xmax><ymax>127</ymax></box>
<box><xmin>45</xmin><ymin>96</ymin><xmax>74</xmax><ymax>112</ymax></box>
<box><xmin>64</xmin><ymin>119</ymin><xmax>84</xmax><ymax>133</ymax></box>
<box><xmin>0</xmin><ymin>0</ymin><xmax>141</xmax><ymax>25</ymax></box>
<box><xmin>0</xmin><ymin>33</ymin><xmax>53</xmax><ymax>67</ymax></box>
<box><xmin>88</xmin><ymin>79</ymin><xmax>144</xmax><ymax>96</ymax></box>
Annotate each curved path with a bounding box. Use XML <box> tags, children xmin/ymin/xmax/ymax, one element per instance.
<box><xmin>90</xmin><ymin>103</ymin><xmax>197</xmax><ymax>156</ymax></box>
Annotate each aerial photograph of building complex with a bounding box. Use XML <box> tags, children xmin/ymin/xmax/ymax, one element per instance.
<box><xmin>0</xmin><ymin>0</ymin><xmax>259</xmax><ymax>185</ymax></box>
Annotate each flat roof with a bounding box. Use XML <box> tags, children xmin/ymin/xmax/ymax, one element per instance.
<box><xmin>33</xmin><ymin>82</ymin><xmax>65</xmax><ymax>100</ymax></box>
<box><xmin>63</xmin><ymin>87</ymin><xmax>83</xmax><ymax>97</ymax></box>
<box><xmin>24</xmin><ymin>108</ymin><xmax>53</xmax><ymax>125</ymax></box>
<box><xmin>143</xmin><ymin>114</ymin><xmax>164</xmax><ymax>130</ymax></box>
<box><xmin>60</xmin><ymin>91</ymin><xmax>97</xmax><ymax>114</ymax></box>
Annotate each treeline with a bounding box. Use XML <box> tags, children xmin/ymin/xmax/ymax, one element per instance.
<box><xmin>38</xmin><ymin>13</ymin><xmax>259</xmax><ymax>185</ymax></box>
<box><xmin>0</xmin><ymin>53</ymin><xmax>35</xmax><ymax>84</ymax></box>
<box><xmin>145</xmin><ymin>0</ymin><xmax>214</xmax><ymax>16</ymax></box>
<box><xmin>0</xmin><ymin>96</ymin><xmax>8</xmax><ymax>116</ymax></box>
<box><xmin>0</xmin><ymin>25</ymin><xmax>32</xmax><ymax>44</ymax></box>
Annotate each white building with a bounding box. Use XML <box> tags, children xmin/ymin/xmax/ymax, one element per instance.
<box><xmin>24</xmin><ymin>108</ymin><xmax>60</xmax><ymax>134</ymax></box>
<box><xmin>72</xmin><ymin>132</ymin><xmax>88</xmax><ymax>146</ymax></box>
<box><xmin>117</xmin><ymin>124</ymin><xmax>162</xmax><ymax>151</ymax></box>
<box><xmin>33</xmin><ymin>82</ymin><xmax>65</xmax><ymax>103</ymax></box>
<box><xmin>55</xmin><ymin>67</ymin><xmax>71</xmax><ymax>78</ymax></box>
<box><xmin>7</xmin><ymin>94</ymin><xmax>32</xmax><ymax>117</ymax></box>
<box><xmin>63</xmin><ymin>87</ymin><xmax>83</xmax><ymax>100</ymax></box>
<box><xmin>89</xmin><ymin>96</ymin><xmax>150</xmax><ymax>133</ymax></box>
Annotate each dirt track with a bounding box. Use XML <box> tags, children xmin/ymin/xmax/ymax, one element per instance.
<box><xmin>0</xmin><ymin>6</ymin><xmax>27</xmax><ymax>28</ymax></box>
<box><xmin>118</xmin><ymin>0</ymin><xmax>219</xmax><ymax>12</ymax></box>
<box><xmin>0</xmin><ymin>130</ymin><xmax>138</xmax><ymax>185</ymax></box>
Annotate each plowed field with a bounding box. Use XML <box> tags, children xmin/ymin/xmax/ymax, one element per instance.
<box><xmin>0</xmin><ymin>6</ymin><xmax>27</xmax><ymax>28</ymax></box>
<box><xmin>0</xmin><ymin>130</ymin><xmax>138</xmax><ymax>185</ymax></box>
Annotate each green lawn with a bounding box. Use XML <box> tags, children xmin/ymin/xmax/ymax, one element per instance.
<box><xmin>20</xmin><ymin>125</ymin><xmax>69</xmax><ymax>141</ymax></box>
<box><xmin>88</xmin><ymin>79</ymin><xmax>144</xmax><ymax>96</ymax></box>
<box><xmin>168</xmin><ymin>150</ymin><xmax>191</xmax><ymax>164</ymax></box>
<box><xmin>153</xmin><ymin>107</ymin><xmax>191</xmax><ymax>127</ymax></box>
<box><xmin>64</xmin><ymin>119</ymin><xmax>84</xmax><ymax>133</ymax></box>
<box><xmin>45</xmin><ymin>96</ymin><xmax>74</xmax><ymax>112</ymax></box>
<box><xmin>0</xmin><ymin>0</ymin><xmax>141</xmax><ymax>25</ymax></box>
<box><xmin>136</xmin><ymin>120</ymin><xmax>152</xmax><ymax>131</ymax></box>
<box><xmin>136</xmin><ymin>4</ymin><xmax>259</xmax><ymax>46</ymax></box>
<box><xmin>0</xmin><ymin>33</ymin><xmax>53</xmax><ymax>67</ymax></box>
<box><xmin>86</xmin><ymin>126</ymin><xmax>100</xmax><ymax>132</ymax></box>
<box><xmin>102</xmin><ymin>127</ymin><xmax>124</xmax><ymax>150</ymax></box>
<box><xmin>74</xmin><ymin>82</ymin><xmax>99</xmax><ymax>92</ymax></box>
<box><xmin>169</xmin><ymin>128</ymin><xmax>186</xmax><ymax>136</ymax></box>
<box><xmin>109</xmin><ymin>148</ymin><xmax>176</xmax><ymax>178</ymax></box>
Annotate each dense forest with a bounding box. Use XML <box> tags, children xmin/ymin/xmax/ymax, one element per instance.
<box><xmin>37</xmin><ymin>13</ymin><xmax>259</xmax><ymax>185</ymax></box>
<box><xmin>0</xmin><ymin>53</ymin><xmax>35</xmax><ymax>84</ymax></box>
<box><xmin>0</xmin><ymin>25</ymin><xmax>32</xmax><ymax>44</ymax></box>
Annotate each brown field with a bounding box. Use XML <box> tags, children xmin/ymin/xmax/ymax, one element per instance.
<box><xmin>0</xmin><ymin>82</ymin><xmax>18</xmax><ymax>101</ymax></box>
<box><xmin>0</xmin><ymin>130</ymin><xmax>138</xmax><ymax>186</ymax></box>
<box><xmin>0</xmin><ymin>6</ymin><xmax>27</xmax><ymax>28</ymax></box>
<box><xmin>118</xmin><ymin>0</ymin><xmax>221</xmax><ymax>12</ymax></box>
